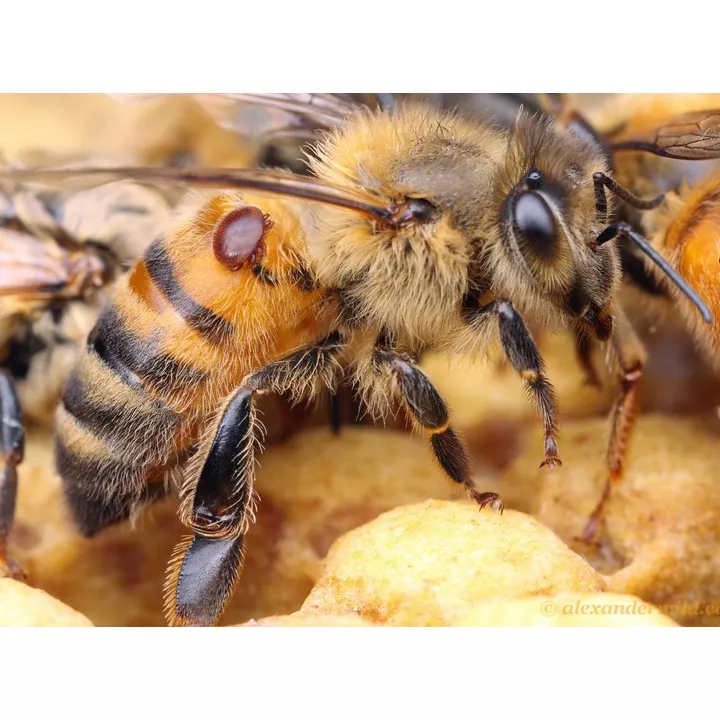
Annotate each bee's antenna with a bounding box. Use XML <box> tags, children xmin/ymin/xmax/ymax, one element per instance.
<box><xmin>596</xmin><ymin>221</ymin><xmax>713</xmax><ymax>324</ymax></box>
<box><xmin>593</xmin><ymin>172</ymin><xmax>664</xmax><ymax>212</ymax></box>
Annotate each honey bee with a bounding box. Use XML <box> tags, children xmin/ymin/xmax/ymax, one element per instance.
<box><xmin>0</xmin><ymin>94</ymin><xmax>712</xmax><ymax>626</ymax></box>
<box><xmin>502</xmin><ymin>94</ymin><xmax>720</xmax><ymax>538</ymax></box>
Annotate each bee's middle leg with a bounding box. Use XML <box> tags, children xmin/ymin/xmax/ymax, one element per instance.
<box><xmin>0</xmin><ymin>370</ymin><xmax>24</xmax><ymax>578</ymax></box>
<box><xmin>371</xmin><ymin>347</ymin><xmax>503</xmax><ymax>512</ymax></box>
<box><xmin>166</xmin><ymin>331</ymin><xmax>344</xmax><ymax>627</ymax></box>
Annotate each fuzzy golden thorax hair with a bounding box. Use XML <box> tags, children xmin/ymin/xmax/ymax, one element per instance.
<box><xmin>306</xmin><ymin>104</ymin><xmax>623</xmax><ymax>344</ymax></box>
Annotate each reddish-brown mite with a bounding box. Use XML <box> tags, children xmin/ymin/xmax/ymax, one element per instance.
<box><xmin>213</xmin><ymin>206</ymin><xmax>271</xmax><ymax>270</ymax></box>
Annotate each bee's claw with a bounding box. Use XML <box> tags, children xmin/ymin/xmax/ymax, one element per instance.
<box><xmin>471</xmin><ymin>490</ymin><xmax>504</xmax><ymax>514</ymax></box>
<box><xmin>540</xmin><ymin>456</ymin><xmax>562</xmax><ymax>469</ymax></box>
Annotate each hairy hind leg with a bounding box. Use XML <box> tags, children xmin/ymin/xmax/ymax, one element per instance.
<box><xmin>165</xmin><ymin>332</ymin><xmax>344</xmax><ymax>627</ymax></box>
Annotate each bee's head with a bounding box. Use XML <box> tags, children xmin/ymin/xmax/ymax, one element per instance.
<box><xmin>490</xmin><ymin>112</ymin><xmax>622</xmax><ymax>336</ymax></box>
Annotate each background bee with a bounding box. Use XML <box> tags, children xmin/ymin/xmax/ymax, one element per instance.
<box><xmin>0</xmin><ymin>164</ymin><xmax>180</xmax><ymax>577</ymax></box>
<box><xmin>0</xmin><ymin>170</ymin><xmax>179</xmax><ymax>422</ymax></box>
<box><xmin>504</xmin><ymin>93</ymin><xmax>720</xmax><ymax>538</ymax></box>
<box><xmin>0</xmin><ymin>94</ymin><xmax>713</xmax><ymax>626</ymax></box>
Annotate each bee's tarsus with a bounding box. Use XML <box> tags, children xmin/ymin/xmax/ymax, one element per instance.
<box><xmin>471</xmin><ymin>491</ymin><xmax>505</xmax><ymax>514</ymax></box>
<box><xmin>580</xmin><ymin>478</ymin><xmax>613</xmax><ymax>545</ymax></box>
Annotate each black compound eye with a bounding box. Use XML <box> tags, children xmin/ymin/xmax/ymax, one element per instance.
<box><xmin>514</xmin><ymin>191</ymin><xmax>557</xmax><ymax>260</ymax></box>
<box><xmin>526</xmin><ymin>169</ymin><xmax>542</xmax><ymax>190</ymax></box>
<box><xmin>407</xmin><ymin>197</ymin><xmax>437</xmax><ymax>224</ymax></box>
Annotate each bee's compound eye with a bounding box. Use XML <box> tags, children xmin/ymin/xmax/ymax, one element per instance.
<box><xmin>213</xmin><ymin>206</ymin><xmax>269</xmax><ymax>270</ymax></box>
<box><xmin>407</xmin><ymin>198</ymin><xmax>437</xmax><ymax>224</ymax></box>
<box><xmin>514</xmin><ymin>191</ymin><xmax>557</xmax><ymax>259</ymax></box>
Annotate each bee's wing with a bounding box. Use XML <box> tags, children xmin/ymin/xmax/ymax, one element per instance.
<box><xmin>200</xmin><ymin>94</ymin><xmax>356</xmax><ymax>127</ymax></box>
<box><xmin>108</xmin><ymin>93</ymin><xmax>381</xmax><ymax>141</ymax></box>
<box><xmin>610</xmin><ymin>110</ymin><xmax>720</xmax><ymax>160</ymax></box>
<box><xmin>0</xmin><ymin>165</ymin><xmax>397</xmax><ymax>223</ymax></box>
<box><xmin>0</xmin><ymin>230</ymin><xmax>70</xmax><ymax>298</ymax></box>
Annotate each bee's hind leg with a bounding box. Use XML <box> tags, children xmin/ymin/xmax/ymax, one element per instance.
<box><xmin>166</xmin><ymin>331</ymin><xmax>345</xmax><ymax>627</ymax></box>
<box><xmin>0</xmin><ymin>370</ymin><xmax>24</xmax><ymax>579</ymax></box>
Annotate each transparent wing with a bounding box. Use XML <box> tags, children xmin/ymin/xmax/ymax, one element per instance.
<box><xmin>610</xmin><ymin>109</ymin><xmax>720</xmax><ymax>160</ymax></box>
<box><xmin>108</xmin><ymin>93</ymin><xmax>382</xmax><ymax>142</ymax></box>
<box><xmin>0</xmin><ymin>230</ymin><xmax>71</xmax><ymax>298</ymax></box>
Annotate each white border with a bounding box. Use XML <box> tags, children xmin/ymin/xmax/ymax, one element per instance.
<box><xmin>1</xmin><ymin>1</ymin><xmax>717</xmax><ymax>91</ymax></box>
<box><xmin>0</xmin><ymin>628</ymin><xmax>712</xmax><ymax>717</ymax></box>
<box><xmin>0</xmin><ymin>1</ymin><xmax>715</xmax><ymax>715</ymax></box>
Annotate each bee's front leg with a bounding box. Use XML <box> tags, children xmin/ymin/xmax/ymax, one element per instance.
<box><xmin>165</xmin><ymin>331</ymin><xmax>344</xmax><ymax>627</ymax></box>
<box><xmin>370</xmin><ymin>346</ymin><xmax>503</xmax><ymax>513</ymax></box>
<box><xmin>581</xmin><ymin>303</ymin><xmax>646</xmax><ymax>543</ymax></box>
<box><xmin>465</xmin><ymin>298</ymin><xmax>561</xmax><ymax>468</ymax></box>
<box><xmin>0</xmin><ymin>370</ymin><xmax>24</xmax><ymax>579</ymax></box>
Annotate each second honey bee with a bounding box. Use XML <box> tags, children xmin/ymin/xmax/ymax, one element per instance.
<box><xmin>1</xmin><ymin>96</ymin><xmax>712</xmax><ymax>626</ymax></box>
<box><xmin>508</xmin><ymin>94</ymin><xmax>720</xmax><ymax>538</ymax></box>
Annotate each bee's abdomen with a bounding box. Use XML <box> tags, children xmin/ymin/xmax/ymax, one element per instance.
<box><xmin>143</xmin><ymin>238</ymin><xmax>236</xmax><ymax>345</ymax></box>
<box><xmin>54</xmin><ymin>335</ymin><xmax>186</xmax><ymax>537</ymax></box>
<box><xmin>89</xmin><ymin>303</ymin><xmax>208</xmax><ymax>397</ymax></box>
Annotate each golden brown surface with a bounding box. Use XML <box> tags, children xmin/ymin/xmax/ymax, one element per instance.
<box><xmin>301</xmin><ymin>500</ymin><xmax>604</xmax><ymax>626</ymax></box>
<box><xmin>8</xmin><ymin>425</ymin><xmax>463</xmax><ymax>626</ymax></box>
<box><xmin>499</xmin><ymin>414</ymin><xmax>720</xmax><ymax>626</ymax></box>
<box><xmin>9</xmin><ymin>411</ymin><xmax>720</xmax><ymax>628</ymax></box>
<box><xmin>0</xmin><ymin>578</ymin><xmax>93</xmax><ymax>626</ymax></box>
<box><xmin>454</xmin><ymin>593</ymin><xmax>678</xmax><ymax>627</ymax></box>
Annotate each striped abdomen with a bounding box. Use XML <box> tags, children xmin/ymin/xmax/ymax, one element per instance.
<box><xmin>54</xmin><ymin>192</ymin><xmax>331</xmax><ymax>537</ymax></box>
